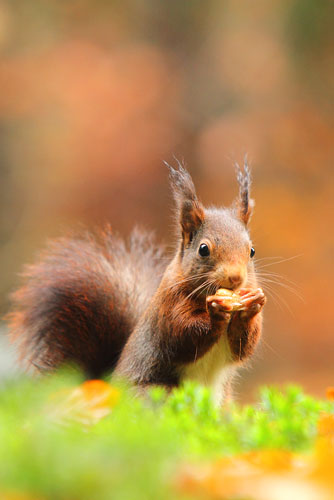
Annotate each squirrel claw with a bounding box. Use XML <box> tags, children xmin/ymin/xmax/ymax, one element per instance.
<box><xmin>238</xmin><ymin>287</ymin><xmax>266</xmax><ymax>317</ymax></box>
<box><xmin>206</xmin><ymin>295</ymin><xmax>234</xmax><ymax>321</ymax></box>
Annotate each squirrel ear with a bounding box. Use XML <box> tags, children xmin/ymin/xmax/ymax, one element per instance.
<box><xmin>165</xmin><ymin>159</ymin><xmax>205</xmax><ymax>243</ymax></box>
<box><xmin>235</xmin><ymin>159</ymin><xmax>255</xmax><ymax>225</ymax></box>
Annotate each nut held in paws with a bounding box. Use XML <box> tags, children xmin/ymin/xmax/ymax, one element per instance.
<box><xmin>215</xmin><ymin>288</ymin><xmax>244</xmax><ymax>311</ymax></box>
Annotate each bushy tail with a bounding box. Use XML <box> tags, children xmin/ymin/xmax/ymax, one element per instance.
<box><xmin>7</xmin><ymin>226</ymin><xmax>166</xmax><ymax>378</ymax></box>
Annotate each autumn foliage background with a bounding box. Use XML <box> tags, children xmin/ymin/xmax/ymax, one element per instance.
<box><xmin>0</xmin><ymin>0</ymin><xmax>333</xmax><ymax>399</ymax></box>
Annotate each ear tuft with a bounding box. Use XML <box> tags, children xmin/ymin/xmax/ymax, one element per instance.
<box><xmin>235</xmin><ymin>157</ymin><xmax>254</xmax><ymax>225</ymax></box>
<box><xmin>164</xmin><ymin>159</ymin><xmax>205</xmax><ymax>241</ymax></box>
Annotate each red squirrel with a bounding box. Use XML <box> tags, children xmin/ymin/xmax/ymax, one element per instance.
<box><xmin>7</xmin><ymin>161</ymin><xmax>266</xmax><ymax>404</ymax></box>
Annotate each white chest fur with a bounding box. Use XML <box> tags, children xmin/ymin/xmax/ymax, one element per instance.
<box><xmin>179</xmin><ymin>334</ymin><xmax>235</xmax><ymax>406</ymax></box>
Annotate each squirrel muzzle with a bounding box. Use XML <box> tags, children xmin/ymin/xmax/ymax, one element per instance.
<box><xmin>215</xmin><ymin>265</ymin><xmax>247</xmax><ymax>291</ymax></box>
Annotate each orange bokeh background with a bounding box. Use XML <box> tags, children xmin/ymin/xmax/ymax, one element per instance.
<box><xmin>0</xmin><ymin>0</ymin><xmax>332</xmax><ymax>400</ymax></box>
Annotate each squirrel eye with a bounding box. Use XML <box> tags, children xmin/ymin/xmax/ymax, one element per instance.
<box><xmin>250</xmin><ymin>247</ymin><xmax>255</xmax><ymax>258</ymax></box>
<box><xmin>199</xmin><ymin>243</ymin><xmax>210</xmax><ymax>257</ymax></box>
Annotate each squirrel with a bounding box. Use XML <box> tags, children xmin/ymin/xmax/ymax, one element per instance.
<box><xmin>7</xmin><ymin>161</ymin><xmax>266</xmax><ymax>404</ymax></box>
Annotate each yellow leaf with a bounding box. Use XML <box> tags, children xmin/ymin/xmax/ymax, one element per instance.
<box><xmin>318</xmin><ymin>414</ymin><xmax>334</xmax><ymax>437</ymax></box>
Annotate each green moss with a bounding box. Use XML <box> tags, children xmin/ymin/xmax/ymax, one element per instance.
<box><xmin>0</xmin><ymin>373</ymin><xmax>331</xmax><ymax>499</ymax></box>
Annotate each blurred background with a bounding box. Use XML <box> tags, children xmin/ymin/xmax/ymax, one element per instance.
<box><xmin>0</xmin><ymin>0</ymin><xmax>333</xmax><ymax>400</ymax></box>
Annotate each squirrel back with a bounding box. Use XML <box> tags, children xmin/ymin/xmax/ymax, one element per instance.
<box><xmin>8</xmin><ymin>227</ymin><xmax>165</xmax><ymax>378</ymax></box>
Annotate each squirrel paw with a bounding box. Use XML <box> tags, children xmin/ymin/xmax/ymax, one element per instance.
<box><xmin>206</xmin><ymin>294</ymin><xmax>234</xmax><ymax>321</ymax></box>
<box><xmin>238</xmin><ymin>287</ymin><xmax>266</xmax><ymax>318</ymax></box>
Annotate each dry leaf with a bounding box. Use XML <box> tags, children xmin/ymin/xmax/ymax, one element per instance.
<box><xmin>49</xmin><ymin>379</ymin><xmax>120</xmax><ymax>425</ymax></box>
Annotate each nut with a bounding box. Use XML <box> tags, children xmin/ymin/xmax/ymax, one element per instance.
<box><xmin>215</xmin><ymin>288</ymin><xmax>243</xmax><ymax>311</ymax></box>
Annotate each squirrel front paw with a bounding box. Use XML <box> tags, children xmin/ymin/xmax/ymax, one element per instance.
<box><xmin>206</xmin><ymin>287</ymin><xmax>266</xmax><ymax>321</ymax></box>
<box><xmin>206</xmin><ymin>294</ymin><xmax>234</xmax><ymax>322</ymax></box>
<box><xmin>237</xmin><ymin>287</ymin><xmax>266</xmax><ymax>318</ymax></box>
<box><xmin>227</xmin><ymin>287</ymin><xmax>266</xmax><ymax>362</ymax></box>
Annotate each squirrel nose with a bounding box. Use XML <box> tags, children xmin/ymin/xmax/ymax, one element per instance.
<box><xmin>228</xmin><ymin>274</ymin><xmax>243</xmax><ymax>288</ymax></box>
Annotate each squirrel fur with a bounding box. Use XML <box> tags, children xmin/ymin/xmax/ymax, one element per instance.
<box><xmin>7</xmin><ymin>161</ymin><xmax>266</xmax><ymax>404</ymax></box>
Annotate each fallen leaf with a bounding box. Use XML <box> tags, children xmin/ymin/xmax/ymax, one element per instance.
<box><xmin>49</xmin><ymin>379</ymin><xmax>120</xmax><ymax>425</ymax></box>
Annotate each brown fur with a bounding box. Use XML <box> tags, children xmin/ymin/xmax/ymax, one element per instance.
<box><xmin>7</xmin><ymin>161</ymin><xmax>265</xmax><ymax>401</ymax></box>
<box><xmin>7</xmin><ymin>227</ymin><xmax>165</xmax><ymax>378</ymax></box>
<box><xmin>228</xmin><ymin>312</ymin><xmax>262</xmax><ymax>362</ymax></box>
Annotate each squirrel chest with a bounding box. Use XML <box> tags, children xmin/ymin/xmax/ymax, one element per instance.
<box><xmin>179</xmin><ymin>333</ymin><xmax>235</xmax><ymax>404</ymax></box>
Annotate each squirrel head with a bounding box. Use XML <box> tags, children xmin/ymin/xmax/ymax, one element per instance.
<box><xmin>167</xmin><ymin>159</ymin><xmax>256</xmax><ymax>293</ymax></box>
